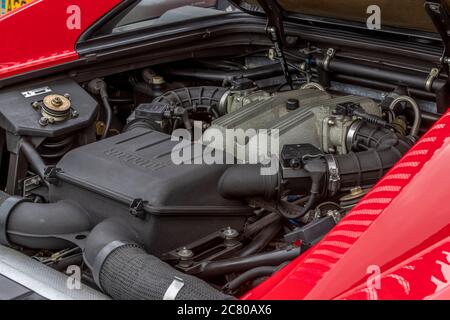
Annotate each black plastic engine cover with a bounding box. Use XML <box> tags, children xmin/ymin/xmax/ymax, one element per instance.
<box><xmin>51</xmin><ymin>128</ymin><xmax>252</xmax><ymax>255</ymax></box>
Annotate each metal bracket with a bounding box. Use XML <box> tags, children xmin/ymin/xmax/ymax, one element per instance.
<box><xmin>425</xmin><ymin>1</ymin><xmax>450</xmax><ymax>73</ymax></box>
<box><xmin>256</xmin><ymin>0</ymin><xmax>293</xmax><ymax>88</ymax></box>
<box><xmin>323</xmin><ymin>48</ymin><xmax>336</xmax><ymax>71</ymax></box>
<box><xmin>130</xmin><ymin>199</ymin><xmax>146</xmax><ymax>219</ymax></box>
<box><xmin>23</xmin><ymin>175</ymin><xmax>42</xmax><ymax>197</ymax></box>
<box><xmin>43</xmin><ymin>166</ymin><xmax>61</xmax><ymax>185</ymax></box>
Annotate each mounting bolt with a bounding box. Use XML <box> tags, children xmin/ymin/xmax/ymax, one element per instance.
<box><xmin>72</xmin><ymin>110</ymin><xmax>79</xmax><ymax>118</ymax></box>
<box><xmin>31</xmin><ymin>101</ymin><xmax>40</xmax><ymax>109</ymax></box>
<box><xmin>222</xmin><ymin>227</ymin><xmax>239</xmax><ymax>246</ymax></box>
<box><xmin>63</xmin><ymin>93</ymin><xmax>71</xmax><ymax>100</ymax></box>
<box><xmin>39</xmin><ymin>117</ymin><xmax>49</xmax><ymax>126</ymax></box>
<box><xmin>31</xmin><ymin>177</ymin><xmax>40</xmax><ymax>185</ymax></box>
<box><xmin>177</xmin><ymin>247</ymin><xmax>194</xmax><ymax>268</ymax></box>
<box><xmin>290</xmin><ymin>158</ymin><xmax>302</xmax><ymax>169</ymax></box>
<box><xmin>268</xmin><ymin>48</ymin><xmax>277</xmax><ymax>60</ymax></box>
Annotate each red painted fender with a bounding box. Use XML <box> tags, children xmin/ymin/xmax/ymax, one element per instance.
<box><xmin>337</xmin><ymin>236</ymin><xmax>450</xmax><ymax>300</ymax></box>
<box><xmin>0</xmin><ymin>0</ymin><xmax>122</xmax><ymax>79</ymax></box>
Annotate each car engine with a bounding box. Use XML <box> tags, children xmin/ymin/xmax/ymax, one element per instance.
<box><xmin>0</xmin><ymin>48</ymin><xmax>434</xmax><ymax>299</ymax></box>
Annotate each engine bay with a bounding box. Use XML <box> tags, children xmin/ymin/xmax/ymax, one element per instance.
<box><xmin>0</xmin><ymin>45</ymin><xmax>441</xmax><ymax>298</ymax></box>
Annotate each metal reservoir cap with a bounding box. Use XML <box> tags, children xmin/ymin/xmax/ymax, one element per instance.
<box><xmin>40</xmin><ymin>94</ymin><xmax>73</xmax><ymax>125</ymax></box>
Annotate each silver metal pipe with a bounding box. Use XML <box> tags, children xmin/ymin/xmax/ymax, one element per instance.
<box><xmin>0</xmin><ymin>244</ymin><xmax>109</xmax><ymax>300</ymax></box>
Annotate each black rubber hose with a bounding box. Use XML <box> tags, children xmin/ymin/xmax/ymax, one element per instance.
<box><xmin>100</xmin><ymin>90</ymin><xmax>113</xmax><ymax>140</ymax></box>
<box><xmin>0</xmin><ymin>191</ymin><xmax>92</xmax><ymax>250</ymax></box>
<box><xmin>197</xmin><ymin>247</ymin><xmax>301</xmax><ymax>279</ymax></box>
<box><xmin>286</xmin><ymin>192</ymin><xmax>318</xmax><ymax>219</ymax></box>
<box><xmin>153</xmin><ymin>86</ymin><xmax>229</xmax><ymax>115</ymax></box>
<box><xmin>336</xmin><ymin>122</ymin><xmax>413</xmax><ymax>191</ymax></box>
<box><xmin>19</xmin><ymin>140</ymin><xmax>48</xmax><ymax>185</ymax></box>
<box><xmin>84</xmin><ymin>219</ymin><xmax>231</xmax><ymax>300</ymax></box>
<box><xmin>218</xmin><ymin>164</ymin><xmax>279</xmax><ymax>200</ymax></box>
<box><xmin>87</xmin><ymin>79</ymin><xmax>112</xmax><ymax>139</ymax></box>
<box><xmin>243</xmin><ymin>212</ymin><xmax>281</xmax><ymax>237</ymax></box>
<box><xmin>238</xmin><ymin>222</ymin><xmax>282</xmax><ymax>257</ymax></box>
<box><xmin>223</xmin><ymin>266</ymin><xmax>277</xmax><ymax>293</ymax></box>
<box><xmin>218</xmin><ymin>163</ymin><xmax>322</xmax><ymax>219</ymax></box>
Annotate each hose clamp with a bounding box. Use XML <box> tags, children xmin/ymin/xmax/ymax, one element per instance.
<box><xmin>218</xmin><ymin>90</ymin><xmax>231</xmax><ymax>115</ymax></box>
<box><xmin>163</xmin><ymin>277</ymin><xmax>185</xmax><ymax>300</ymax></box>
<box><xmin>0</xmin><ymin>196</ymin><xmax>29</xmax><ymax>246</ymax></box>
<box><xmin>325</xmin><ymin>154</ymin><xmax>341</xmax><ymax>196</ymax></box>
<box><xmin>346</xmin><ymin>120</ymin><xmax>364</xmax><ymax>151</ymax></box>
<box><xmin>92</xmin><ymin>240</ymin><xmax>140</xmax><ymax>291</ymax></box>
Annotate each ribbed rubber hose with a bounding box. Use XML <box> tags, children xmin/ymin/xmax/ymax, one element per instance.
<box><xmin>84</xmin><ymin>220</ymin><xmax>231</xmax><ymax>300</ymax></box>
<box><xmin>153</xmin><ymin>86</ymin><xmax>228</xmax><ymax>115</ymax></box>
<box><xmin>337</xmin><ymin>122</ymin><xmax>413</xmax><ymax>190</ymax></box>
<box><xmin>99</xmin><ymin>244</ymin><xmax>231</xmax><ymax>300</ymax></box>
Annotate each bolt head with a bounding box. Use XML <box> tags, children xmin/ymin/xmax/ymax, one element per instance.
<box><xmin>222</xmin><ymin>227</ymin><xmax>239</xmax><ymax>240</ymax></box>
<box><xmin>51</xmin><ymin>96</ymin><xmax>63</xmax><ymax>107</ymax></box>
<box><xmin>290</xmin><ymin>158</ymin><xmax>302</xmax><ymax>169</ymax></box>
<box><xmin>177</xmin><ymin>247</ymin><xmax>194</xmax><ymax>259</ymax></box>
<box><xmin>39</xmin><ymin>117</ymin><xmax>48</xmax><ymax>126</ymax></box>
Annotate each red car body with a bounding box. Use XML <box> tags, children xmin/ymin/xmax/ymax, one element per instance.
<box><xmin>1</xmin><ymin>0</ymin><xmax>449</xmax><ymax>300</ymax></box>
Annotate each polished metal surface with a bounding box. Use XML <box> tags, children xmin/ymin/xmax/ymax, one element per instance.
<box><xmin>0</xmin><ymin>244</ymin><xmax>110</xmax><ymax>300</ymax></box>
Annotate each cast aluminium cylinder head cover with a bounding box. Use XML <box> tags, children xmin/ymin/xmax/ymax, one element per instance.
<box><xmin>207</xmin><ymin>88</ymin><xmax>381</xmax><ymax>162</ymax></box>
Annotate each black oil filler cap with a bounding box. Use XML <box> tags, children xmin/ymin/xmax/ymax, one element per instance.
<box><xmin>286</xmin><ymin>99</ymin><xmax>300</xmax><ymax>111</ymax></box>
